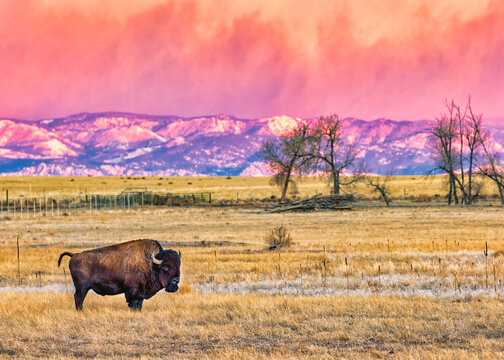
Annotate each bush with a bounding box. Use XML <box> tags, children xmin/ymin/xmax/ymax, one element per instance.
<box><xmin>265</xmin><ymin>225</ymin><xmax>293</xmax><ymax>251</ymax></box>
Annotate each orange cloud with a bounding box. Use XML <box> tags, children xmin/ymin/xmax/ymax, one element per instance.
<box><xmin>0</xmin><ymin>0</ymin><xmax>503</xmax><ymax>121</ymax></box>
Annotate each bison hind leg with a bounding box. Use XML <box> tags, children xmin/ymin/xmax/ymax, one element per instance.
<box><xmin>74</xmin><ymin>287</ymin><xmax>90</xmax><ymax>311</ymax></box>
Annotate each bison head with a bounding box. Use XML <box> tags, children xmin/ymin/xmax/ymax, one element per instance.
<box><xmin>151</xmin><ymin>250</ymin><xmax>181</xmax><ymax>292</ymax></box>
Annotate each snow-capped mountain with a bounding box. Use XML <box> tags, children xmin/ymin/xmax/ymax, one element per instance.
<box><xmin>0</xmin><ymin>112</ymin><xmax>502</xmax><ymax>176</ymax></box>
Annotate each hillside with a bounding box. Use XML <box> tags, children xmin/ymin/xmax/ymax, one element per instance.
<box><xmin>0</xmin><ymin>113</ymin><xmax>502</xmax><ymax>176</ymax></box>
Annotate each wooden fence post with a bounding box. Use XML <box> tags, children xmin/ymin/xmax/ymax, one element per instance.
<box><xmin>484</xmin><ymin>241</ymin><xmax>489</xmax><ymax>289</ymax></box>
<box><xmin>17</xmin><ymin>235</ymin><xmax>21</xmax><ymax>285</ymax></box>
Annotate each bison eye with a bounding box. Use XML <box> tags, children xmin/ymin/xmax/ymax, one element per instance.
<box><xmin>162</xmin><ymin>266</ymin><xmax>170</xmax><ymax>272</ymax></box>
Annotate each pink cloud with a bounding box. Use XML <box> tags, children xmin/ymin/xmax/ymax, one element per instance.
<box><xmin>0</xmin><ymin>0</ymin><xmax>503</xmax><ymax>123</ymax></box>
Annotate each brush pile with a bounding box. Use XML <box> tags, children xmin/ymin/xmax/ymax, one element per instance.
<box><xmin>264</xmin><ymin>194</ymin><xmax>354</xmax><ymax>213</ymax></box>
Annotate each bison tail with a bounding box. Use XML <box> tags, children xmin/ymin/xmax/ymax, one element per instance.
<box><xmin>58</xmin><ymin>252</ymin><xmax>74</xmax><ymax>267</ymax></box>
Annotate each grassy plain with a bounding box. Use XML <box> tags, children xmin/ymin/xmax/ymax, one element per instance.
<box><xmin>1</xmin><ymin>176</ymin><xmax>504</xmax><ymax>358</ymax></box>
<box><xmin>0</xmin><ymin>174</ymin><xmax>502</xmax><ymax>201</ymax></box>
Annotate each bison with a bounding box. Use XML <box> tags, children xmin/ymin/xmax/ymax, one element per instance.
<box><xmin>58</xmin><ymin>239</ymin><xmax>181</xmax><ymax>310</ymax></box>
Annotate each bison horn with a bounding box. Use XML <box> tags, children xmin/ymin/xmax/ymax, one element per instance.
<box><xmin>178</xmin><ymin>250</ymin><xmax>182</xmax><ymax>258</ymax></box>
<box><xmin>151</xmin><ymin>252</ymin><xmax>162</xmax><ymax>265</ymax></box>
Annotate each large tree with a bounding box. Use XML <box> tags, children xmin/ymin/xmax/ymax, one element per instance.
<box><xmin>305</xmin><ymin>114</ymin><xmax>364</xmax><ymax>195</ymax></box>
<box><xmin>259</xmin><ymin>123</ymin><xmax>310</xmax><ymax>202</ymax></box>
<box><xmin>429</xmin><ymin>101</ymin><xmax>461</xmax><ymax>204</ymax></box>
<box><xmin>463</xmin><ymin>99</ymin><xmax>483</xmax><ymax>204</ymax></box>
<box><xmin>429</xmin><ymin>99</ymin><xmax>482</xmax><ymax>205</ymax></box>
<box><xmin>469</xmin><ymin>105</ymin><xmax>504</xmax><ymax>205</ymax></box>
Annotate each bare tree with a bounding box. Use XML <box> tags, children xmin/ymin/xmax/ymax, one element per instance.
<box><xmin>305</xmin><ymin>114</ymin><xmax>364</xmax><ymax>195</ymax></box>
<box><xmin>366</xmin><ymin>171</ymin><xmax>393</xmax><ymax>206</ymax></box>
<box><xmin>259</xmin><ymin>123</ymin><xmax>310</xmax><ymax>202</ymax></box>
<box><xmin>429</xmin><ymin>102</ymin><xmax>460</xmax><ymax>204</ymax></box>
<box><xmin>469</xmin><ymin>106</ymin><xmax>504</xmax><ymax>204</ymax></box>
<box><xmin>429</xmin><ymin>98</ymin><xmax>485</xmax><ymax>205</ymax></box>
<box><xmin>478</xmin><ymin>149</ymin><xmax>504</xmax><ymax>204</ymax></box>
<box><xmin>463</xmin><ymin>98</ymin><xmax>483</xmax><ymax>204</ymax></box>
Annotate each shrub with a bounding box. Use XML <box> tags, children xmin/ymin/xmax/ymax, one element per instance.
<box><xmin>265</xmin><ymin>225</ymin><xmax>293</xmax><ymax>251</ymax></box>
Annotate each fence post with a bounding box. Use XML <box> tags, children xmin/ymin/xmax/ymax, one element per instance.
<box><xmin>17</xmin><ymin>235</ymin><xmax>21</xmax><ymax>285</ymax></box>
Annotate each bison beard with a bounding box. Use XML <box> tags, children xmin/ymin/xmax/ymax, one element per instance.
<box><xmin>58</xmin><ymin>239</ymin><xmax>181</xmax><ymax>311</ymax></box>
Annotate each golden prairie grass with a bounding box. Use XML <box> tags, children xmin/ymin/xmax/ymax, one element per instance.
<box><xmin>0</xmin><ymin>206</ymin><xmax>503</xmax><ymax>286</ymax></box>
<box><xmin>1</xmin><ymin>179</ymin><xmax>504</xmax><ymax>357</ymax></box>
<box><xmin>1</xmin><ymin>292</ymin><xmax>503</xmax><ymax>359</ymax></box>
<box><xmin>0</xmin><ymin>174</ymin><xmax>502</xmax><ymax>201</ymax></box>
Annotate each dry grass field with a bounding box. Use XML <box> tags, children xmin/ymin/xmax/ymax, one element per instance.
<box><xmin>1</xmin><ymin>176</ymin><xmax>504</xmax><ymax>358</ymax></box>
<box><xmin>0</xmin><ymin>174</ymin><xmax>502</xmax><ymax>201</ymax></box>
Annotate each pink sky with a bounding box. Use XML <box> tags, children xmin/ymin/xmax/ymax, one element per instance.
<box><xmin>1</xmin><ymin>0</ymin><xmax>504</xmax><ymax>122</ymax></box>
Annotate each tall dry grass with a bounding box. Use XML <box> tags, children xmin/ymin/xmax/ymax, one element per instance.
<box><xmin>0</xmin><ymin>292</ymin><xmax>503</xmax><ymax>359</ymax></box>
<box><xmin>1</xmin><ymin>206</ymin><xmax>503</xmax><ymax>287</ymax></box>
<box><xmin>1</xmin><ymin>181</ymin><xmax>504</xmax><ymax>357</ymax></box>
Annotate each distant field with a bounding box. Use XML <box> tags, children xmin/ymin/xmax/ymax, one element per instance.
<box><xmin>0</xmin><ymin>174</ymin><xmax>502</xmax><ymax>202</ymax></box>
<box><xmin>1</xmin><ymin>202</ymin><xmax>504</xmax><ymax>358</ymax></box>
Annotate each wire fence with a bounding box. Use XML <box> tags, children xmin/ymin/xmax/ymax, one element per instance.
<box><xmin>0</xmin><ymin>192</ymin><xmax>212</xmax><ymax>218</ymax></box>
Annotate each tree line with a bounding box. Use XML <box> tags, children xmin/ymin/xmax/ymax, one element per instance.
<box><xmin>260</xmin><ymin>98</ymin><xmax>504</xmax><ymax>205</ymax></box>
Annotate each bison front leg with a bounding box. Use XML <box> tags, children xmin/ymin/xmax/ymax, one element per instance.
<box><xmin>125</xmin><ymin>292</ymin><xmax>143</xmax><ymax>311</ymax></box>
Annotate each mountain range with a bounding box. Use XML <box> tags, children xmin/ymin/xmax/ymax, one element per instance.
<box><xmin>0</xmin><ymin>112</ymin><xmax>503</xmax><ymax>176</ymax></box>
